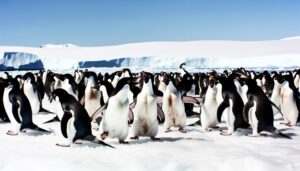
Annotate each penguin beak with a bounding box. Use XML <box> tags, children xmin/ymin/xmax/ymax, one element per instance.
<box><xmin>49</xmin><ymin>95</ymin><xmax>55</xmax><ymax>103</ymax></box>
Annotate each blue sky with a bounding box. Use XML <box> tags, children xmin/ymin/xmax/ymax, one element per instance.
<box><xmin>0</xmin><ymin>0</ymin><xmax>299</xmax><ymax>46</ymax></box>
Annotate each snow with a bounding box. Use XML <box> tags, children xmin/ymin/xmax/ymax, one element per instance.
<box><xmin>0</xmin><ymin>38</ymin><xmax>300</xmax><ymax>71</ymax></box>
<box><xmin>0</xmin><ymin>98</ymin><xmax>299</xmax><ymax>171</ymax></box>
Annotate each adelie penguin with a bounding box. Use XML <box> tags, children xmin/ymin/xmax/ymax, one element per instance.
<box><xmin>280</xmin><ymin>72</ymin><xmax>300</xmax><ymax>126</ymax></box>
<box><xmin>200</xmin><ymin>74</ymin><xmax>219</xmax><ymax>131</ymax></box>
<box><xmin>84</xmin><ymin>72</ymin><xmax>101</xmax><ymax>117</ymax></box>
<box><xmin>0</xmin><ymin>78</ymin><xmax>9</xmax><ymax>122</ymax></box>
<box><xmin>22</xmin><ymin>72</ymin><xmax>49</xmax><ymax>115</ymax></box>
<box><xmin>3</xmin><ymin>78</ymin><xmax>50</xmax><ymax>135</ymax></box>
<box><xmin>99</xmin><ymin>77</ymin><xmax>134</xmax><ymax>144</ymax></box>
<box><xmin>217</xmin><ymin>76</ymin><xmax>250</xmax><ymax>136</ymax></box>
<box><xmin>242</xmin><ymin>78</ymin><xmax>291</xmax><ymax>139</ymax></box>
<box><xmin>161</xmin><ymin>74</ymin><xmax>187</xmax><ymax>133</ymax></box>
<box><xmin>130</xmin><ymin>71</ymin><xmax>165</xmax><ymax>140</ymax></box>
<box><xmin>50</xmin><ymin>89</ymin><xmax>114</xmax><ymax>148</ymax></box>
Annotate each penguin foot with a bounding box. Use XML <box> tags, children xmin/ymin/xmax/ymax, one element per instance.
<box><xmin>101</xmin><ymin>132</ymin><xmax>108</xmax><ymax>140</ymax></box>
<box><xmin>179</xmin><ymin>128</ymin><xmax>187</xmax><ymax>133</ymax></box>
<box><xmin>56</xmin><ymin>143</ymin><xmax>71</xmax><ymax>147</ymax></box>
<box><xmin>220</xmin><ymin>131</ymin><xmax>232</xmax><ymax>136</ymax></box>
<box><xmin>151</xmin><ymin>137</ymin><xmax>161</xmax><ymax>141</ymax></box>
<box><xmin>130</xmin><ymin>136</ymin><xmax>139</xmax><ymax>140</ymax></box>
<box><xmin>119</xmin><ymin>140</ymin><xmax>129</xmax><ymax>144</ymax></box>
<box><xmin>6</xmin><ymin>130</ymin><xmax>18</xmax><ymax>136</ymax></box>
<box><xmin>211</xmin><ymin>126</ymin><xmax>219</xmax><ymax>129</ymax></box>
<box><xmin>286</xmin><ymin>123</ymin><xmax>293</xmax><ymax>127</ymax></box>
<box><xmin>205</xmin><ymin>128</ymin><xmax>213</xmax><ymax>132</ymax></box>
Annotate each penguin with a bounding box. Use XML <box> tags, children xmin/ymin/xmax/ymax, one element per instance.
<box><xmin>161</xmin><ymin>74</ymin><xmax>187</xmax><ymax>133</ymax></box>
<box><xmin>0</xmin><ymin>78</ymin><xmax>9</xmax><ymax>122</ymax></box>
<box><xmin>99</xmin><ymin>77</ymin><xmax>133</xmax><ymax>144</ymax></box>
<box><xmin>131</xmin><ymin>71</ymin><xmax>165</xmax><ymax>140</ymax></box>
<box><xmin>3</xmin><ymin>78</ymin><xmax>49</xmax><ymax>135</ymax></box>
<box><xmin>53</xmin><ymin>74</ymin><xmax>63</xmax><ymax>90</ymax></box>
<box><xmin>50</xmin><ymin>89</ymin><xmax>114</xmax><ymax>148</ymax></box>
<box><xmin>243</xmin><ymin>78</ymin><xmax>291</xmax><ymax>139</ymax></box>
<box><xmin>99</xmin><ymin>80</ymin><xmax>114</xmax><ymax>105</ymax></box>
<box><xmin>44</xmin><ymin>70</ymin><xmax>55</xmax><ymax>99</ymax></box>
<box><xmin>74</xmin><ymin>69</ymin><xmax>84</xmax><ymax>84</ymax></box>
<box><xmin>200</xmin><ymin>74</ymin><xmax>219</xmax><ymax>131</ymax></box>
<box><xmin>62</xmin><ymin>74</ymin><xmax>78</xmax><ymax>100</ymax></box>
<box><xmin>270</xmin><ymin>72</ymin><xmax>282</xmax><ymax>115</ymax></box>
<box><xmin>22</xmin><ymin>72</ymin><xmax>43</xmax><ymax>115</ymax></box>
<box><xmin>84</xmin><ymin>72</ymin><xmax>101</xmax><ymax>117</ymax></box>
<box><xmin>217</xmin><ymin>76</ymin><xmax>249</xmax><ymax>136</ymax></box>
<box><xmin>280</xmin><ymin>72</ymin><xmax>300</xmax><ymax>126</ymax></box>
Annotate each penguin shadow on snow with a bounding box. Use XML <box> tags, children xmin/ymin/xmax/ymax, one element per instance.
<box><xmin>126</xmin><ymin>137</ymin><xmax>206</xmax><ymax>145</ymax></box>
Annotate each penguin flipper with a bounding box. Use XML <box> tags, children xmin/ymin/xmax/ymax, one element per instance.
<box><xmin>182</xmin><ymin>96</ymin><xmax>201</xmax><ymax>105</ymax></box>
<box><xmin>91</xmin><ymin>105</ymin><xmax>106</xmax><ymax>122</ymax></box>
<box><xmin>269</xmin><ymin>100</ymin><xmax>284</xmax><ymax>116</ymax></box>
<box><xmin>10</xmin><ymin>96</ymin><xmax>21</xmax><ymax>124</ymax></box>
<box><xmin>157</xmin><ymin>104</ymin><xmax>165</xmax><ymax>124</ymax></box>
<box><xmin>128</xmin><ymin>109</ymin><xmax>134</xmax><ymax>124</ymax></box>
<box><xmin>39</xmin><ymin>107</ymin><xmax>53</xmax><ymax>114</ymax></box>
<box><xmin>80</xmin><ymin>95</ymin><xmax>85</xmax><ymax>105</ymax></box>
<box><xmin>61</xmin><ymin>111</ymin><xmax>73</xmax><ymax>138</ymax></box>
<box><xmin>243</xmin><ymin>100</ymin><xmax>254</xmax><ymax>123</ymax></box>
<box><xmin>217</xmin><ymin>99</ymin><xmax>229</xmax><ymax>122</ymax></box>
<box><xmin>129</xmin><ymin>101</ymin><xmax>136</xmax><ymax>109</ymax></box>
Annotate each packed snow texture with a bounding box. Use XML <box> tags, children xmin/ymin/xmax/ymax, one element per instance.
<box><xmin>0</xmin><ymin>98</ymin><xmax>299</xmax><ymax>171</ymax></box>
<box><xmin>0</xmin><ymin>38</ymin><xmax>300</xmax><ymax>71</ymax></box>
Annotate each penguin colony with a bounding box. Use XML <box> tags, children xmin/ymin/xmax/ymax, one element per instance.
<box><xmin>0</xmin><ymin>65</ymin><xmax>299</xmax><ymax>148</ymax></box>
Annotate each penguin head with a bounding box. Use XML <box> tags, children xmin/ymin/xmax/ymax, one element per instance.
<box><xmin>5</xmin><ymin>78</ymin><xmax>20</xmax><ymax>90</ymax></box>
<box><xmin>110</xmin><ymin>77</ymin><xmax>132</xmax><ymax>97</ymax></box>
<box><xmin>49</xmin><ymin>88</ymin><xmax>70</xmax><ymax>103</ymax></box>
<box><xmin>23</xmin><ymin>72</ymin><xmax>35</xmax><ymax>83</ymax></box>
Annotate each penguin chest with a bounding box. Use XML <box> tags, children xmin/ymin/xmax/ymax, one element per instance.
<box><xmin>102</xmin><ymin>99</ymin><xmax>129</xmax><ymax>137</ymax></box>
<box><xmin>23</xmin><ymin>83</ymin><xmax>40</xmax><ymax>114</ymax></box>
<box><xmin>281</xmin><ymin>88</ymin><xmax>298</xmax><ymax>123</ymax></box>
<box><xmin>3</xmin><ymin>88</ymin><xmax>21</xmax><ymax>125</ymax></box>
<box><xmin>248</xmin><ymin>101</ymin><xmax>258</xmax><ymax>133</ymax></box>
<box><xmin>133</xmin><ymin>96</ymin><xmax>158</xmax><ymax>135</ymax></box>
<box><xmin>201</xmin><ymin>98</ymin><xmax>218</xmax><ymax>128</ymax></box>
<box><xmin>84</xmin><ymin>89</ymin><xmax>101</xmax><ymax>117</ymax></box>
<box><xmin>163</xmin><ymin>92</ymin><xmax>186</xmax><ymax>127</ymax></box>
<box><xmin>63</xmin><ymin>84</ymin><xmax>78</xmax><ymax>100</ymax></box>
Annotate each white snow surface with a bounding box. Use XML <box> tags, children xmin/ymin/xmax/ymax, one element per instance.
<box><xmin>0</xmin><ymin>38</ymin><xmax>300</xmax><ymax>71</ymax></box>
<box><xmin>0</xmin><ymin>97</ymin><xmax>299</xmax><ymax>171</ymax></box>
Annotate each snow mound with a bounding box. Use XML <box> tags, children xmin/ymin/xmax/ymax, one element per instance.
<box><xmin>40</xmin><ymin>44</ymin><xmax>78</xmax><ymax>48</ymax></box>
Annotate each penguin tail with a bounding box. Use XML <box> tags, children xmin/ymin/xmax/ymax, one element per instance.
<box><xmin>84</xmin><ymin>135</ymin><xmax>115</xmax><ymax>148</ymax></box>
<box><xmin>28</xmin><ymin>123</ymin><xmax>51</xmax><ymax>133</ymax></box>
<box><xmin>272</xmin><ymin>127</ymin><xmax>292</xmax><ymax>139</ymax></box>
<box><xmin>44</xmin><ymin>115</ymin><xmax>60</xmax><ymax>124</ymax></box>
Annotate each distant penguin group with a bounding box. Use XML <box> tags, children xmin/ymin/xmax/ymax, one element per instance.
<box><xmin>1</xmin><ymin>66</ymin><xmax>299</xmax><ymax>149</ymax></box>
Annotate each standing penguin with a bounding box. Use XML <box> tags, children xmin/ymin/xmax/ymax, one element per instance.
<box><xmin>280</xmin><ymin>72</ymin><xmax>300</xmax><ymax>126</ymax></box>
<box><xmin>22</xmin><ymin>72</ymin><xmax>45</xmax><ymax>115</ymax></box>
<box><xmin>84</xmin><ymin>72</ymin><xmax>101</xmax><ymax>117</ymax></box>
<box><xmin>131</xmin><ymin>72</ymin><xmax>165</xmax><ymax>140</ymax></box>
<box><xmin>161</xmin><ymin>74</ymin><xmax>187</xmax><ymax>133</ymax></box>
<box><xmin>217</xmin><ymin>76</ymin><xmax>249</xmax><ymax>136</ymax></box>
<box><xmin>3</xmin><ymin>79</ymin><xmax>49</xmax><ymax>135</ymax></box>
<box><xmin>200</xmin><ymin>74</ymin><xmax>219</xmax><ymax>131</ymax></box>
<box><xmin>243</xmin><ymin>78</ymin><xmax>291</xmax><ymax>139</ymax></box>
<box><xmin>50</xmin><ymin>89</ymin><xmax>113</xmax><ymax>148</ymax></box>
<box><xmin>270</xmin><ymin>72</ymin><xmax>282</xmax><ymax>115</ymax></box>
<box><xmin>99</xmin><ymin>78</ymin><xmax>133</xmax><ymax>144</ymax></box>
<box><xmin>0</xmin><ymin>78</ymin><xmax>9</xmax><ymax>122</ymax></box>
<box><xmin>62</xmin><ymin>74</ymin><xmax>78</xmax><ymax>100</ymax></box>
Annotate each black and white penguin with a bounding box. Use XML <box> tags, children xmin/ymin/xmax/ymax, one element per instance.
<box><xmin>200</xmin><ymin>74</ymin><xmax>219</xmax><ymax>131</ymax></box>
<box><xmin>280</xmin><ymin>72</ymin><xmax>300</xmax><ymax>126</ymax></box>
<box><xmin>22</xmin><ymin>72</ymin><xmax>44</xmax><ymax>115</ymax></box>
<box><xmin>217</xmin><ymin>76</ymin><xmax>249</xmax><ymax>136</ymax></box>
<box><xmin>0</xmin><ymin>78</ymin><xmax>9</xmax><ymax>122</ymax></box>
<box><xmin>50</xmin><ymin>89</ymin><xmax>113</xmax><ymax>148</ymax></box>
<box><xmin>84</xmin><ymin>72</ymin><xmax>101</xmax><ymax>117</ymax></box>
<box><xmin>161</xmin><ymin>74</ymin><xmax>187</xmax><ymax>133</ymax></box>
<box><xmin>99</xmin><ymin>77</ymin><xmax>133</xmax><ymax>144</ymax></box>
<box><xmin>243</xmin><ymin>78</ymin><xmax>291</xmax><ymax>139</ymax></box>
<box><xmin>270</xmin><ymin>72</ymin><xmax>282</xmax><ymax>115</ymax></box>
<box><xmin>131</xmin><ymin>71</ymin><xmax>165</xmax><ymax>140</ymax></box>
<box><xmin>62</xmin><ymin>74</ymin><xmax>78</xmax><ymax>100</ymax></box>
<box><xmin>3</xmin><ymin>78</ymin><xmax>49</xmax><ymax>135</ymax></box>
